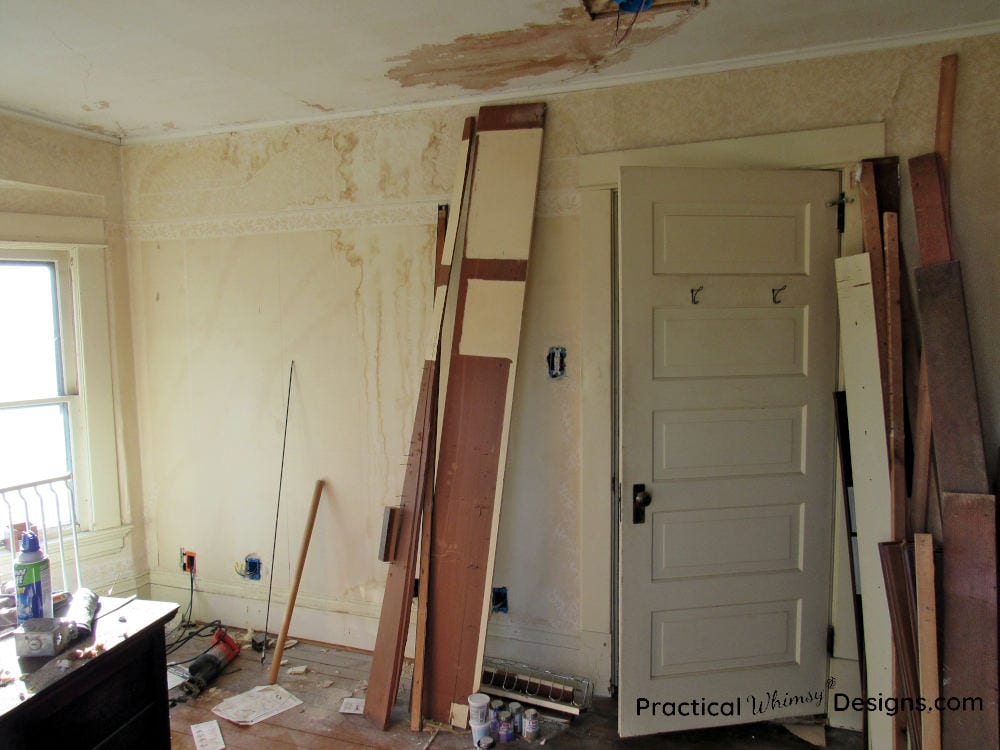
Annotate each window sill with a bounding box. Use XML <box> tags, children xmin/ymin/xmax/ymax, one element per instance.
<box><xmin>0</xmin><ymin>524</ymin><xmax>132</xmax><ymax>583</ymax></box>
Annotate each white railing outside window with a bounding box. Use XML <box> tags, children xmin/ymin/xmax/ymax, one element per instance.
<box><xmin>1</xmin><ymin>473</ymin><xmax>82</xmax><ymax>592</ymax></box>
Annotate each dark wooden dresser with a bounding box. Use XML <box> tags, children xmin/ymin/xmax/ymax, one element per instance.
<box><xmin>0</xmin><ymin>597</ymin><xmax>178</xmax><ymax>749</ymax></box>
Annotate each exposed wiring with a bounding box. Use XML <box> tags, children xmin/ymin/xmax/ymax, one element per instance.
<box><xmin>613</xmin><ymin>0</ymin><xmax>653</xmax><ymax>47</ymax></box>
<box><xmin>95</xmin><ymin>594</ymin><xmax>137</xmax><ymax>620</ymax></box>
<box><xmin>164</xmin><ymin>568</ymin><xmax>197</xmax><ymax>642</ymax></box>
<box><xmin>165</xmin><ymin>619</ymin><xmax>223</xmax><ymax>657</ymax></box>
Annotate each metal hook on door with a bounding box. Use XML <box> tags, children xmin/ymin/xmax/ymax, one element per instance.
<box><xmin>690</xmin><ymin>285</ymin><xmax>704</xmax><ymax>305</ymax></box>
<box><xmin>772</xmin><ymin>284</ymin><xmax>787</xmax><ymax>304</ymax></box>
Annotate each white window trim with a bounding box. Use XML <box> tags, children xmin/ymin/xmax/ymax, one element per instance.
<box><xmin>0</xmin><ymin>214</ymin><xmax>122</xmax><ymax>535</ymax></box>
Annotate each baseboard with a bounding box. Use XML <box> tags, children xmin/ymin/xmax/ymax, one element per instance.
<box><xmin>485</xmin><ymin>618</ymin><xmax>613</xmax><ymax>697</ymax></box>
<box><xmin>147</xmin><ymin>568</ymin><xmax>409</xmax><ymax>654</ymax></box>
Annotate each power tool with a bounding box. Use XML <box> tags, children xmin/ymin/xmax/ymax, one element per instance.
<box><xmin>181</xmin><ymin>627</ymin><xmax>240</xmax><ymax>696</ymax></box>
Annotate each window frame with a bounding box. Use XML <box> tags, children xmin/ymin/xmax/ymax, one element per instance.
<box><xmin>0</xmin><ymin>242</ymin><xmax>122</xmax><ymax>534</ymax></box>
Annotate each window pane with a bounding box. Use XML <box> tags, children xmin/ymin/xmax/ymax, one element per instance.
<box><xmin>0</xmin><ymin>403</ymin><xmax>70</xmax><ymax>489</ymax></box>
<box><xmin>0</xmin><ymin>261</ymin><xmax>62</xmax><ymax>401</ymax></box>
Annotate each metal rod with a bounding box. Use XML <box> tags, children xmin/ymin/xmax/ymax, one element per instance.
<box><xmin>0</xmin><ymin>473</ymin><xmax>73</xmax><ymax>495</ymax></box>
<box><xmin>66</xmin><ymin>479</ymin><xmax>82</xmax><ymax>589</ymax></box>
<box><xmin>1</xmin><ymin>496</ymin><xmax>14</xmax><ymax>582</ymax></box>
<box><xmin>262</xmin><ymin>360</ymin><xmax>295</xmax><ymax>664</ymax></box>
<box><xmin>34</xmin><ymin>486</ymin><xmax>49</xmax><ymax>563</ymax></box>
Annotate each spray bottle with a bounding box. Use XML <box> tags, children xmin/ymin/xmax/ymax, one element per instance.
<box><xmin>14</xmin><ymin>531</ymin><xmax>53</xmax><ymax>622</ymax></box>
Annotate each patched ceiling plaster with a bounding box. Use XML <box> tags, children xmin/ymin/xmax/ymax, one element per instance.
<box><xmin>1</xmin><ymin>0</ymin><xmax>998</xmax><ymax>142</ymax></box>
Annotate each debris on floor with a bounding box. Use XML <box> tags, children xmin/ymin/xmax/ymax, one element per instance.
<box><xmin>340</xmin><ymin>696</ymin><xmax>365</xmax><ymax>714</ymax></box>
<box><xmin>212</xmin><ymin>684</ymin><xmax>302</xmax><ymax>726</ymax></box>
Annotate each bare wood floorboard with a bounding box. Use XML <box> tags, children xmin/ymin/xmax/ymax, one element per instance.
<box><xmin>166</xmin><ymin>625</ymin><xmax>862</xmax><ymax>749</ymax></box>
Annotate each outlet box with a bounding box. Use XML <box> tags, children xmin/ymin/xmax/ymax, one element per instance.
<box><xmin>181</xmin><ymin>548</ymin><xmax>196</xmax><ymax>575</ymax></box>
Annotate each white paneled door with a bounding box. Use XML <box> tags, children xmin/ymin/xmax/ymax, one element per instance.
<box><xmin>618</xmin><ymin>166</ymin><xmax>841</xmax><ymax>737</ymax></box>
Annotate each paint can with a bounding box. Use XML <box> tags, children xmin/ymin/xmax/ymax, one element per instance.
<box><xmin>470</xmin><ymin>719</ymin><xmax>490</xmax><ymax>744</ymax></box>
<box><xmin>489</xmin><ymin>698</ymin><xmax>504</xmax><ymax>734</ymax></box>
<box><xmin>507</xmin><ymin>701</ymin><xmax>523</xmax><ymax>735</ymax></box>
<box><xmin>497</xmin><ymin>710</ymin><xmax>514</xmax><ymax>743</ymax></box>
<box><xmin>522</xmin><ymin>708</ymin><xmax>540</xmax><ymax>740</ymax></box>
<box><xmin>477</xmin><ymin>737</ymin><xmax>496</xmax><ymax>749</ymax></box>
<box><xmin>468</xmin><ymin>692</ymin><xmax>490</xmax><ymax>724</ymax></box>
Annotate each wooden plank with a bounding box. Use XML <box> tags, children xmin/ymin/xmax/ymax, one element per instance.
<box><xmin>409</xmin><ymin>439</ymin><xmax>437</xmax><ymax>732</ymax></box>
<box><xmin>857</xmin><ymin>161</ymin><xmax>890</xmax><ymax>426</ymax></box>
<box><xmin>939</xmin><ymin>492</ymin><xmax>999</xmax><ymax>748</ymax></box>
<box><xmin>833</xmin><ymin>391</ymin><xmax>869</xmax><ymax>746</ymax></box>
<box><xmin>410</xmin><ymin>205</ymin><xmax>453</xmax><ymax>732</ymax></box>
<box><xmin>909</xmin><ymin>360</ymin><xmax>933</xmax><ymax>535</ymax></box>
<box><xmin>909</xmin><ymin>154</ymin><xmax>953</xmax><ymax>266</ymax></box>
<box><xmin>423</xmin><ymin>102</ymin><xmax>545</xmax><ymax>726</ymax></box>
<box><xmin>368</xmin><ymin>120</ymin><xmax>475</xmax><ymax>732</ymax></box>
<box><xmin>878</xmin><ymin>541</ymin><xmax>921</xmax><ymax>750</ymax></box>
<box><xmin>364</xmin><ymin>360</ymin><xmax>437</xmax><ymax>730</ymax></box>
<box><xmin>935</xmin><ymin>54</ymin><xmax>959</xmax><ymax>178</ymax></box>
<box><xmin>835</xmin><ymin>253</ymin><xmax>896</xmax><ymax>750</ymax></box>
<box><xmin>884</xmin><ymin>212</ymin><xmax>907</xmax><ymax>541</ymax></box>
<box><xmin>914</xmin><ymin>261</ymin><xmax>989</xmax><ymax>495</ymax></box>
<box><xmin>914</xmin><ymin>533</ymin><xmax>941</xmax><ymax>750</ymax></box>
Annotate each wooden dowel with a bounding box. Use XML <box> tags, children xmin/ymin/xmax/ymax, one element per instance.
<box><xmin>268</xmin><ymin>479</ymin><xmax>326</xmax><ymax>685</ymax></box>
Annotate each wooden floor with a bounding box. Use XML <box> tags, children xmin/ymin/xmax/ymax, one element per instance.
<box><xmin>167</xmin><ymin>625</ymin><xmax>862</xmax><ymax>749</ymax></box>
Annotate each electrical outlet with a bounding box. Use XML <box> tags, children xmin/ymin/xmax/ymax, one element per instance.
<box><xmin>181</xmin><ymin>548</ymin><xmax>197</xmax><ymax>575</ymax></box>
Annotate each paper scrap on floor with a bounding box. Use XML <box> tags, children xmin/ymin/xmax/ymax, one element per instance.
<box><xmin>212</xmin><ymin>684</ymin><xmax>303</xmax><ymax>725</ymax></box>
<box><xmin>191</xmin><ymin>719</ymin><xmax>226</xmax><ymax>750</ymax></box>
<box><xmin>339</xmin><ymin>697</ymin><xmax>365</xmax><ymax>714</ymax></box>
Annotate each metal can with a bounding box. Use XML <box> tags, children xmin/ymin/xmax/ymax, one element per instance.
<box><xmin>497</xmin><ymin>710</ymin><xmax>514</xmax><ymax>743</ymax></box>
<box><xmin>489</xmin><ymin>698</ymin><xmax>504</xmax><ymax>734</ymax></box>
<box><xmin>522</xmin><ymin>708</ymin><xmax>540</xmax><ymax>740</ymax></box>
<box><xmin>507</xmin><ymin>701</ymin><xmax>523</xmax><ymax>735</ymax></box>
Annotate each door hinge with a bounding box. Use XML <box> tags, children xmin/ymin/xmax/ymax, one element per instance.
<box><xmin>827</xmin><ymin>625</ymin><xmax>836</xmax><ymax>656</ymax></box>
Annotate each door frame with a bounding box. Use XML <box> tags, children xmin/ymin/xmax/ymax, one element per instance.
<box><xmin>576</xmin><ymin>123</ymin><xmax>885</xmax><ymax>702</ymax></box>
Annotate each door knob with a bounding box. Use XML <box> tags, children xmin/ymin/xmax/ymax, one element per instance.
<box><xmin>633</xmin><ymin>483</ymin><xmax>652</xmax><ymax>524</ymax></box>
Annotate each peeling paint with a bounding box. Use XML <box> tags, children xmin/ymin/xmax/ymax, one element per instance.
<box><xmin>388</xmin><ymin>5</ymin><xmax>703</xmax><ymax>91</ymax></box>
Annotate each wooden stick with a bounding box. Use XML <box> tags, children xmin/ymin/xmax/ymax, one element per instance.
<box><xmin>409</xmin><ymin>450</ymin><xmax>436</xmax><ymax>731</ymax></box>
<box><xmin>884</xmin><ymin>212</ymin><xmax>906</xmax><ymax>541</ymax></box>
<box><xmin>935</xmin><ymin>54</ymin><xmax>958</xmax><ymax>178</ymax></box>
<box><xmin>268</xmin><ymin>479</ymin><xmax>326</xmax><ymax>685</ymax></box>
<box><xmin>914</xmin><ymin>534</ymin><xmax>941</xmax><ymax>750</ymax></box>
<box><xmin>910</xmin><ymin>360</ymin><xmax>933</xmax><ymax>534</ymax></box>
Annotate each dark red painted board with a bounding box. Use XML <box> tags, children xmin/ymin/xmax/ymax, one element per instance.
<box><xmin>364</xmin><ymin>360</ymin><xmax>437</xmax><ymax>730</ymax></box>
<box><xmin>939</xmin><ymin>492</ymin><xmax>999</xmax><ymax>749</ymax></box>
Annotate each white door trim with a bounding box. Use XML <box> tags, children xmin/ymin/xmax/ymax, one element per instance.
<box><xmin>576</xmin><ymin>123</ymin><xmax>885</xmax><ymax>700</ymax></box>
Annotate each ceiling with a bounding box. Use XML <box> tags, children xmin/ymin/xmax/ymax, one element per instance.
<box><xmin>1</xmin><ymin>0</ymin><xmax>998</xmax><ymax>142</ymax></box>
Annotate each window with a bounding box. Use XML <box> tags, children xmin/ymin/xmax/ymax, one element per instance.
<box><xmin>0</xmin><ymin>260</ymin><xmax>74</xmax><ymax>487</ymax></box>
<box><xmin>0</xmin><ymin>244</ymin><xmax>122</xmax><ymax>539</ymax></box>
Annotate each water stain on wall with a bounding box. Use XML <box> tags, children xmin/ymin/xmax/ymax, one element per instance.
<box><xmin>388</xmin><ymin>5</ymin><xmax>703</xmax><ymax>91</ymax></box>
<box><xmin>332</xmin><ymin>131</ymin><xmax>360</xmax><ymax>201</ymax></box>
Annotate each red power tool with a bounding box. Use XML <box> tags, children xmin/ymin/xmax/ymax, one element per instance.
<box><xmin>182</xmin><ymin>628</ymin><xmax>240</xmax><ymax>696</ymax></box>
